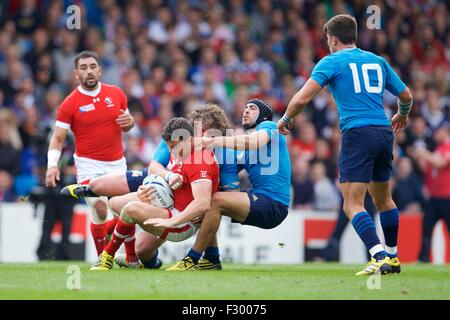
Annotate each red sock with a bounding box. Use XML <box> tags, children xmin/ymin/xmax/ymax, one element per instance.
<box><xmin>90</xmin><ymin>222</ymin><xmax>107</xmax><ymax>256</ymax></box>
<box><xmin>104</xmin><ymin>220</ymin><xmax>135</xmax><ymax>257</ymax></box>
<box><xmin>124</xmin><ymin>226</ymin><xmax>138</xmax><ymax>263</ymax></box>
<box><xmin>105</xmin><ymin>217</ymin><xmax>119</xmax><ymax>236</ymax></box>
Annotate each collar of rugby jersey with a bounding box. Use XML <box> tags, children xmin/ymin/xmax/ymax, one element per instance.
<box><xmin>77</xmin><ymin>82</ymin><xmax>102</xmax><ymax>97</ymax></box>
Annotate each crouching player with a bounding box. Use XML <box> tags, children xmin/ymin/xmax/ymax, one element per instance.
<box><xmin>91</xmin><ymin>117</ymin><xmax>219</xmax><ymax>270</ymax></box>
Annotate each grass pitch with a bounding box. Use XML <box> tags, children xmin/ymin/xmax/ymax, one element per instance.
<box><xmin>0</xmin><ymin>262</ymin><xmax>449</xmax><ymax>300</ymax></box>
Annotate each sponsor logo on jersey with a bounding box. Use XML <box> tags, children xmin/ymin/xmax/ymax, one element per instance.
<box><xmin>79</xmin><ymin>103</ymin><xmax>95</xmax><ymax>112</ymax></box>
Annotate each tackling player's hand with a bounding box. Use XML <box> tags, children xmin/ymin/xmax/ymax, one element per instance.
<box><xmin>277</xmin><ymin>119</ymin><xmax>293</xmax><ymax>135</ymax></box>
<box><xmin>143</xmin><ymin>217</ymin><xmax>176</xmax><ymax>228</ymax></box>
<box><xmin>391</xmin><ymin>112</ymin><xmax>409</xmax><ymax>133</ymax></box>
<box><xmin>167</xmin><ymin>173</ymin><xmax>183</xmax><ymax>190</ymax></box>
<box><xmin>45</xmin><ymin>167</ymin><xmax>60</xmax><ymax>188</ymax></box>
<box><xmin>194</xmin><ymin>137</ymin><xmax>216</xmax><ymax>150</ymax></box>
<box><xmin>137</xmin><ymin>185</ymin><xmax>155</xmax><ymax>203</ymax></box>
<box><xmin>116</xmin><ymin>110</ymin><xmax>134</xmax><ymax>130</ymax></box>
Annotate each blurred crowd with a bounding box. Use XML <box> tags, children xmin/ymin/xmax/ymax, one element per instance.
<box><xmin>0</xmin><ymin>0</ymin><xmax>449</xmax><ymax>216</ymax></box>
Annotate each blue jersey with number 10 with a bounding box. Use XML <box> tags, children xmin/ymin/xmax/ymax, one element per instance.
<box><xmin>311</xmin><ymin>48</ymin><xmax>406</xmax><ymax>132</ymax></box>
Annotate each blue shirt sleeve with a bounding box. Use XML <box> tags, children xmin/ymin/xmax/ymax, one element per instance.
<box><xmin>152</xmin><ymin>140</ymin><xmax>170</xmax><ymax>166</ymax></box>
<box><xmin>310</xmin><ymin>56</ymin><xmax>335</xmax><ymax>88</ymax></box>
<box><xmin>217</xmin><ymin>148</ymin><xmax>240</xmax><ymax>191</ymax></box>
<box><xmin>256</xmin><ymin>121</ymin><xmax>277</xmax><ymax>140</ymax></box>
<box><xmin>383</xmin><ymin>59</ymin><xmax>406</xmax><ymax>96</ymax></box>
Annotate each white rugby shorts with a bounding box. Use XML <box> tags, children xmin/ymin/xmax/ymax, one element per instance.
<box><xmin>74</xmin><ymin>154</ymin><xmax>127</xmax><ymax>184</ymax></box>
<box><xmin>158</xmin><ymin>208</ymin><xmax>200</xmax><ymax>242</ymax></box>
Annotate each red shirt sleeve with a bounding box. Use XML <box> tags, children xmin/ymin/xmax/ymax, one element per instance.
<box><xmin>184</xmin><ymin>150</ymin><xmax>217</xmax><ymax>184</ymax></box>
<box><xmin>185</xmin><ymin>162</ymin><xmax>213</xmax><ymax>184</ymax></box>
<box><xmin>56</xmin><ymin>95</ymin><xmax>74</xmax><ymax>127</ymax></box>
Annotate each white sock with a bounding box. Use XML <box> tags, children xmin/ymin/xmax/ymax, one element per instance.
<box><xmin>369</xmin><ymin>244</ymin><xmax>385</xmax><ymax>258</ymax></box>
<box><xmin>385</xmin><ymin>246</ymin><xmax>397</xmax><ymax>256</ymax></box>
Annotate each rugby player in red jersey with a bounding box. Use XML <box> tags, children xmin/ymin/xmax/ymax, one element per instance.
<box><xmin>92</xmin><ymin>117</ymin><xmax>219</xmax><ymax>270</ymax></box>
<box><xmin>45</xmin><ymin>51</ymin><xmax>137</xmax><ymax>264</ymax></box>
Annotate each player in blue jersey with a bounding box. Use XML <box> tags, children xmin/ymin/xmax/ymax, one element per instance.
<box><xmin>277</xmin><ymin>14</ymin><xmax>413</xmax><ymax>275</ymax></box>
<box><xmin>145</xmin><ymin>99</ymin><xmax>291</xmax><ymax>271</ymax></box>
<box><xmin>61</xmin><ymin>104</ymin><xmax>240</xmax><ymax>269</ymax></box>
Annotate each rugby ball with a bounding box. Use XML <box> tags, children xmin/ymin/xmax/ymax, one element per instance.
<box><xmin>142</xmin><ymin>174</ymin><xmax>174</xmax><ymax>209</ymax></box>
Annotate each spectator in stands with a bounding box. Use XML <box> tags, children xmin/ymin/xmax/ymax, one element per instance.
<box><xmin>412</xmin><ymin>125</ymin><xmax>450</xmax><ymax>262</ymax></box>
<box><xmin>0</xmin><ymin>109</ymin><xmax>21</xmax><ymax>177</ymax></box>
<box><xmin>0</xmin><ymin>170</ymin><xmax>15</xmax><ymax>202</ymax></box>
<box><xmin>310</xmin><ymin>162</ymin><xmax>339</xmax><ymax>212</ymax></box>
<box><xmin>392</xmin><ymin>157</ymin><xmax>427</xmax><ymax>212</ymax></box>
<box><xmin>291</xmin><ymin>157</ymin><xmax>314</xmax><ymax>209</ymax></box>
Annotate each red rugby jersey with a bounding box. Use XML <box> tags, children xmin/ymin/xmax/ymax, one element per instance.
<box><xmin>168</xmin><ymin>148</ymin><xmax>219</xmax><ymax>212</ymax></box>
<box><xmin>425</xmin><ymin>140</ymin><xmax>450</xmax><ymax>198</ymax></box>
<box><xmin>56</xmin><ymin>83</ymin><xmax>128</xmax><ymax>161</ymax></box>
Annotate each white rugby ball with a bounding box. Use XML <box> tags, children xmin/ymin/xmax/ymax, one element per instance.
<box><xmin>142</xmin><ymin>174</ymin><xmax>174</xmax><ymax>209</ymax></box>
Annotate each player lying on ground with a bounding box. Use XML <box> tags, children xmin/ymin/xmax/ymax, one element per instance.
<box><xmin>277</xmin><ymin>14</ymin><xmax>413</xmax><ymax>276</ymax></box>
<box><xmin>45</xmin><ymin>51</ymin><xmax>135</xmax><ymax>261</ymax></box>
<box><xmin>92</xmin><ymin>117</ymin><xmax>220</xmax><ymax>271</ymax></box>
<box><xmin>62</xmin><ymin>104</ymin><xmax>239</xmax><ymax>269</ymax></box>
<box><xmin>145</xmin><ymin>99</ymin><xmax>292</xmax><ymax>271</ymax></box>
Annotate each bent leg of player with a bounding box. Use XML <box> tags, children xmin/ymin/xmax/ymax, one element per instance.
<box><xmin>368</xmin><ymin>181</ymin><xmax>401</xmax><ymax>273</ymax></box>
<box><xmin>108</xmin><ymin>193</ymin><xmax>143</xmax><ymax>268</ymax></box>
<box><xmin>167</xmin><ymin>191</ymin><xmax>251</xmax><ymax>271</ymax></box>
<box><xmin>341</xmin><ymin>182</ymin><xmax>391</xmax><ymax>275</ymax></box>
<box><xmin>61</xmin><ymin>168</ymin><xmax>148</xmax><ymax>199</ymax></box>
<box><xmin>134</xmin><ymin>231</ymin><xmax>165</xmax><ymax>269</ymax></box>
<box><xmin>92</xmin><ymin>201</ymin><xmax>169</xmax><ymax>270</ymax></box>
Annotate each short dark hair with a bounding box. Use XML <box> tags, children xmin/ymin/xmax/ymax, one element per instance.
<box><xmin>74</xmin><ymin>51</ymin><xmax>100</xmax><ymax>68</ymax></box>
<box><xmin>162</xmin><ymin>117</ymin><xmax>194</xmax><ymax>141</ymax></box>
<box><xmin>323</xmin><ymin>14</ymin><xmax>357</xmax><ymax>45</ymax></box>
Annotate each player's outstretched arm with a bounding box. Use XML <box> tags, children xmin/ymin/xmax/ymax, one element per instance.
<box><xmin>196</xmin><ymin>131</ymin><xmax>270</xmax><ymax>151</ymax></box>
<box><xmin>45</xmin><ymin>126</ymin><xmax>68</xmax><ymax>188</ymax></box>
<box><xmin>277</xmin><ymin>78</ymin><xmax>322</xmax><ymax>134</ymax></box>
<box><xmin>391</xmin><ymin>87</ymin><xmax>413</xmax><ymax>133</ymax></box>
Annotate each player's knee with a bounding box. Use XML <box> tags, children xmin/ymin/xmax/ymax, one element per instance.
<box><xmin>108</xmin><ymin>198</ymin><xmax>121</xmax><ymax>217</ymax></box>
<box><xmin>211</xmin><ymin>193</ymin><xmax>226</xmax><ymax>212</ymax></box>
<box><xmin>123</xmin><ymin>201</ymin><xmax>140</xmax><ymax>219</ymax></box>
<box><xmin>135</xmin><ymin>240</ymin><xmax>154</xmax><ymax>261</ymax></box>
<box><xmin>89</xmin><ymin>178</ymin><xmax>102</xmax><ymax>194</ymax></box>
<box><xmin>94</xmin><ymin>199</ymin><xmax>108</xmax><ymax>220</ymax></box>
<box><xmin>373</xmin><ymin>198</ymin><xmax>396</xmax><ymax>212</ymax></box>
<box><xmin>342</xmin><ymin>201</ymin><xmax>363</xmax><ymax>219</ymax></box>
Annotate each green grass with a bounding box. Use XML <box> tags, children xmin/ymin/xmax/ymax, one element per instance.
<box><xmin>0</xmin><ymin>262</ymin><xmax>449</xmax><ymax>300</ymax></box>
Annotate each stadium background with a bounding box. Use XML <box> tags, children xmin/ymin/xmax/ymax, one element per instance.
<box><xmin>0</xmin><ymin>0</ymin><xmax>449</xmax><ymax>265</ymax></box>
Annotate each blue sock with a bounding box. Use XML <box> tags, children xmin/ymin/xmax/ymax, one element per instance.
<box><xmin>187</xmin><ymin>248</ymin><xmax>202</xmax><ymax>264</ymax></box>
<box><xmin>203</xmin><ymin>246</ymin><xmax>221</xmax><ymax>265</ymax></box>
<box><xmin>380</xmin><ymin>208</ymin><xmax>399</xmax><ymax>258</ymax></box>
<box><xmin>351</xmin><ymin>212</ymin><xmax>386</xmax><ymax>259</ymax></box>
<box><xmin>141</xmin><ymin>250</ymin><xmax>159</xmax><ymax>269</ymax></box>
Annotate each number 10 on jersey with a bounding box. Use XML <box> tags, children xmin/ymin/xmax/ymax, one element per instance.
<box><xmin>349</xmin><ymin>63</ymin><xmax>382</xmax><ymax>93</ymax></box>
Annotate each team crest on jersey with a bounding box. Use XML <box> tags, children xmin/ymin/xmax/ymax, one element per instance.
<box><xmin>105</xmin><ymin>97</ymin><xmax>115</xmax><ymax>107</ymax></box>
<box><xmin>79</xmin><ymin>103</ymin><xmax>95</xmax><ymax>113</ymax></box>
